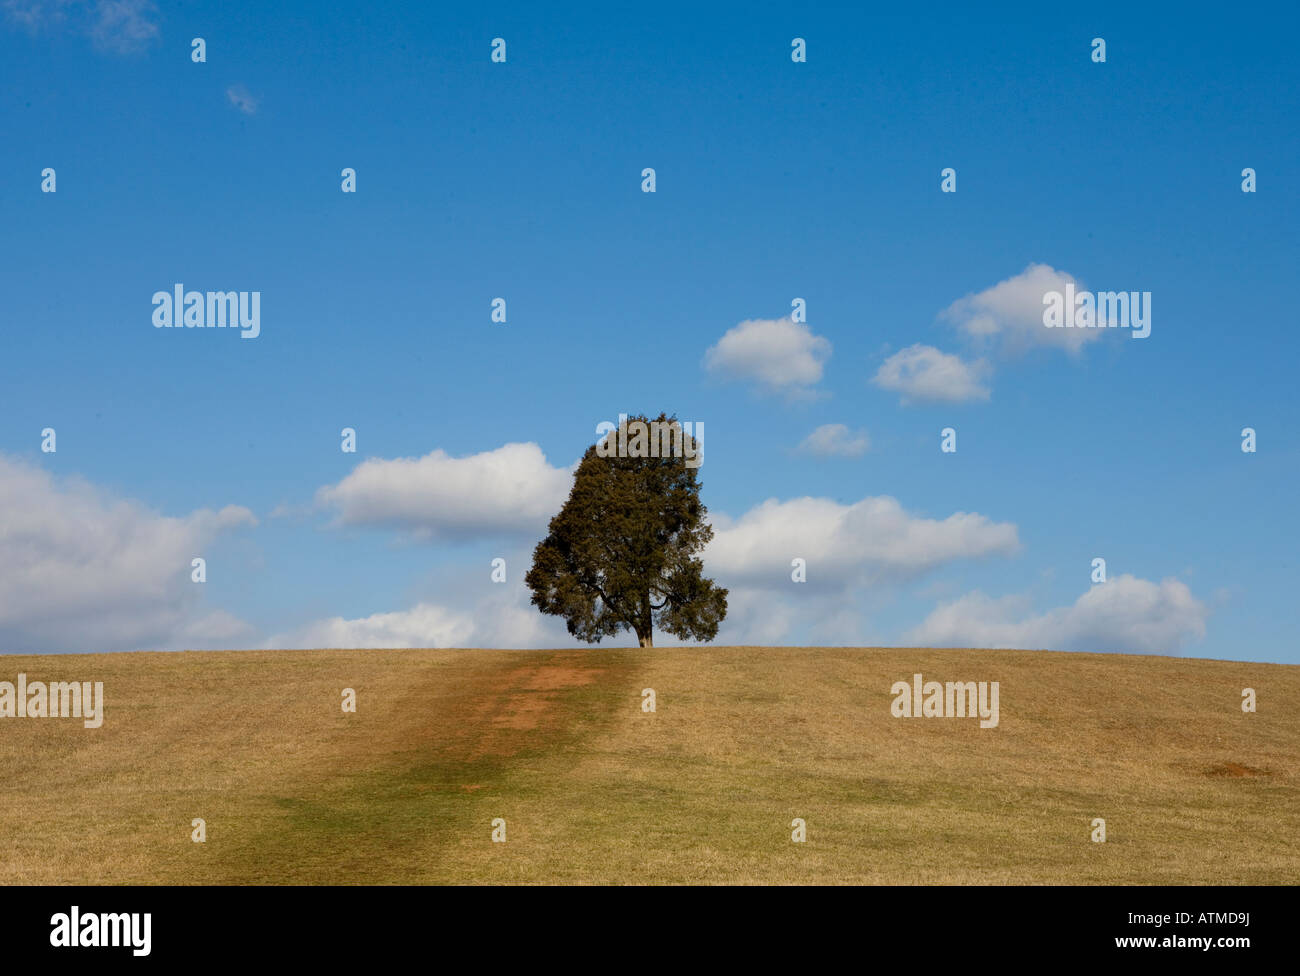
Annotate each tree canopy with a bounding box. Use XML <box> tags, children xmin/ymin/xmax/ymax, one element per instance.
<box><xmin>524</xmin><ymin>414</ymin><xmax>727</xmax><ymax>647</ymax></box>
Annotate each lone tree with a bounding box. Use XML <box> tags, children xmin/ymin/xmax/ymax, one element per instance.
<box><xmin>525</xmin><ymin>413</ymin><xmax>727</xmax><ymax>647</ymax></box>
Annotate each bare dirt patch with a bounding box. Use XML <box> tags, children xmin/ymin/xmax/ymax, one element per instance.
<box><xmin>462</xmin><ymin>659</ymin><xmax>606</xmax><ymax>758</ymax></box>
<box><xmin>519</xmin><ymin>666</ymin><xmax>599</xmax><ymax>691</ymax></box>
<box><xmin>1204</xmin><ymin>762</ymin><xmax>1269</xmax><ymax>778</ymax></box>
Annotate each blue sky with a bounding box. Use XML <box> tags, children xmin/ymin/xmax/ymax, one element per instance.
<box><xmin>1</xmin><ymin>1</ymin><xmax>1296</xmax><ymax>662</ymax></box>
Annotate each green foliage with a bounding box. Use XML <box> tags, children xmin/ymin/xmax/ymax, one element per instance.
<box><xmin>525</xmin><ymin>414</ymin><xmax>727</xmax><ymax>647</ymax></box>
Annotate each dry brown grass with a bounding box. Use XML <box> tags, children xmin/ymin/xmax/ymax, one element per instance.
<box><xmin>0</xmin><ymin>646</ymin><xmax>1295</xmax><ymax>884</ymax></box>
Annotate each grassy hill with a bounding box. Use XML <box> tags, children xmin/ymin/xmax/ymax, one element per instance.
<box><xmin>1</xmin><ymin>646</ymin><xmax>1295</xmax><ymax>884</ymax></box>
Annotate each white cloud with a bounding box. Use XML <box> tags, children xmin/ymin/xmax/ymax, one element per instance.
<box><xmin>315</xmin><ymin>442</ymin><xmax>573</xmax><ymax>542</ymax></box>
<box><xmin>705</xmin><ymin>495</ymin><xmax>1019</xmax><ymax>589</ymax></box>
<box><xmin>88</xmin><ymin>0</ymin><xmax>157</xmax><ymax>53</ymax></box>
<box><xmin>704</xmin><ymin>317</ymin><xmax>832</xmax><ymax>397</ymax></box>
<box><xmin>941</xmin><ymin>262</ymin><xmax>1097</xmax><ymax>355</ymax></box>
<box><xmin>270</xmin><ymin>603</ymin><xmax>475</xmax><ymax>650</ymax></box>
<box><xmin>1</xmin><ymin>0</ymin><xmax>67</xmax><ymax>31</ymax></box>
<box><xmin>226</xmin><ymin>84</ymin><xmax>259</xmax><ymax>115</ymax></box>
<box><xmin>697</xmin><ymin>583</ymin><xmax>888</xmax><ymax>647</ymax></box>
<box><xmin>705</xmin><ymin>587</ymin><xmax>797</xmax><ymax>645</ymax></box>
<box><xmin>907</xmin><ymin>574</ymin><xmax>1210</xmax><ymax>654</ymax></box>
<box><xmin>3</xmin><ymin>0</ymin><xmax>158</xmax><ymax>53</ymax></box>
<box><xmin>797</xmin><ymin>423</ymin><xmax>869</xmax><ymax>457</ymax></box>
<box><xmin>0</xmin><ymin>453</ymin><xmax>255</xmax><ymax>652</ymax></box>
<box><xmin>872</xmin><ymin>344</ymin><xmax>990</xmax><ymax>404</ymax></box>
<box><xmin>268</xmin><ymin>588</ymin><xmax>561</xmax><ymax>650</ymax></box>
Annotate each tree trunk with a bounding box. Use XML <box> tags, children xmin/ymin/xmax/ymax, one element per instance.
<box><xmin>638</xmin><ymin>592</ymin><xmax>653</xmax><ymax>647</ymax></box>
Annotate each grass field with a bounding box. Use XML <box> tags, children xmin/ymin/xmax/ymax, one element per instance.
<box><xmin>1</xmin><ymin>646</ymin><xmax>1296</xmax><ymax>884</ymax></box>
